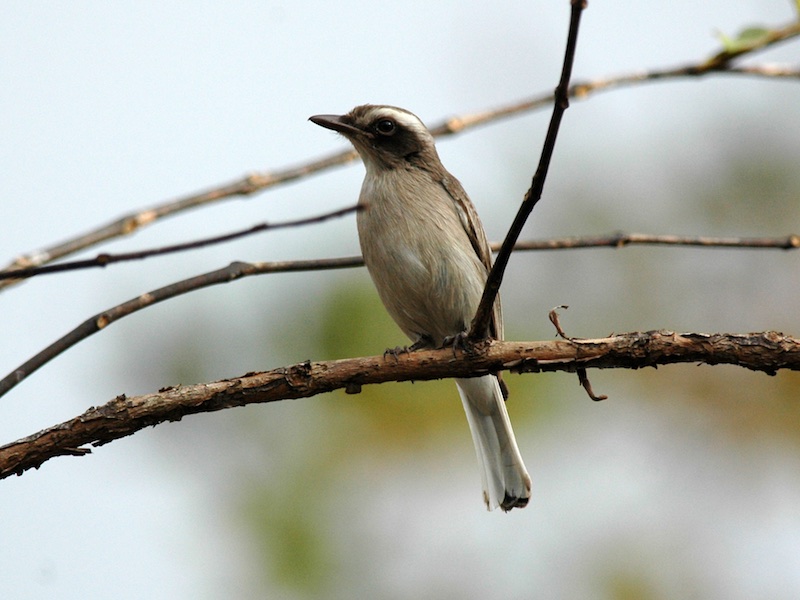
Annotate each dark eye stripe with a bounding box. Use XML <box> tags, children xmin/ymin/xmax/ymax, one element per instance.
<box><xmin>375</xmin><ymin>119</ymin><xmax>396</xmax><ymax>135</ymax></box>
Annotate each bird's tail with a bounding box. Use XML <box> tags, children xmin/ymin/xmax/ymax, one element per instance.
<box><xmin>455</xmin><ymin>375</ymin><xmax>531</xmax><ymax>511</ymax></box>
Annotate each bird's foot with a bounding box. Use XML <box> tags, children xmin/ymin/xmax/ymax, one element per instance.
<box><xmin>383</xmin><ymin>346</ymin><xmax>409</xmax><ymax>362</ymax></box>
<box><xmin>383</xmin><ymin>336</ymin><xmax>433</xmax><ymax>362</ymax></box>
<box><xmin>441</xmin><ymin>331</ymin><xmax>471</xmax><ymax>358</ymax></box>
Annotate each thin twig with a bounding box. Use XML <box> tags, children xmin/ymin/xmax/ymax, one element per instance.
<box><xmin>725</xmin><ymin>64</ymin><xmax>800</xmax><ymax>78</ymax></box>
<box><xmin>512</xmin><ymin>232</ymin><xmax>800</xmax><ymax>251</ymax></box>
<box><xmin>548</xmin><ymin>306</ymin><xmax>571</xmax><ymax>340</ymax></box>
<box><xmin>703</xmin><ymin>21</ymin><xmax>800</xmax><ymax>66</ymax></box>
<box><xmin>0</xmin><ymin>204</ymin><xmax>358</xmax><ymax>281</ymax></box>
<box><xmin>0</xmin><ymin>152</ymin><xmax>359</xmax><ymax>289</ymax></box>
<box><xmin>1</xmin><ymin>228</ymin><xmax>797</xmax><ymax>398</ymax></box>
<box><xmin>0</xmin><ymin>256</ymin><xmax>364</xmax><ymax>400</ymax></box>
<box><xmin>2</xmin><ymin>330</ymin><xmax>798</xmax><ymax>478</ymax></box>
<box><xmin>1</xmin><ymin>21</ymin><xmax>797</xmax><ymax>290</ymax></box>
<box><xmin>547</xmin><ymin>304</ymin><xmax>607</xmax><ymax>399</ymax></box>
<box><xmin>6</xmin><ymin>230</ymin><xmax>797</xmax><ymax>282</ymax></box>
<box><xmin>577</xmin><ymin>368</ymin><xmax>608</xmax><ymax>401</ymax></box>
<box><xmin>470</xmin><ymin>0</ymin><xmax>586</xmax><ymax>339</ymax></box>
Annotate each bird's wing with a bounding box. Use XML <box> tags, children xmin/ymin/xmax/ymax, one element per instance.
<box><xmin>440</xmin><ymin>174</ymin><xmax>504</xmax><ymax>342</ymax></box>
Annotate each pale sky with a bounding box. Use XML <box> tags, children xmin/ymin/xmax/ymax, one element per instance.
<box><xmin>1</xmin><ymin>2</ymin><xmax>799</xmax><ymax>598</ymax></box>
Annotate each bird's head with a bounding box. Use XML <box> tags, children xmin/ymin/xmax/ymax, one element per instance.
<box><xmin>310</xmin><ymin>105</ymin><xmax>439</xmax><ymax>172</ymax></box>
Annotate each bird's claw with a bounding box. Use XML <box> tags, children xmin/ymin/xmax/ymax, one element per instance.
<box><xmin>442</xmin><ymin>331</ymin><xmax>470</xmax><ymax>358</ymax></box>
<box><xmin>383</xmin><ymin>336</ymin><xmax>433</xmax><ymax>362</ymax></box>
<box><xmin>383</xmin><ymin>346</ymin><xmax>410</xmax><ymax>362</ymax></box>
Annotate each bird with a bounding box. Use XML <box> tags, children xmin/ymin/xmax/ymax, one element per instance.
<box><xmin>310</xmin><ymin>105</ymin><xmax>531</xmax><ymax>511</ymax></box>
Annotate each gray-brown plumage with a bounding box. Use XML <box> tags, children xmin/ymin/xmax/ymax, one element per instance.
<box><xmin>310</xmin><ymin>105</ymin><xmax>531</xmax><ymax>511</ymax></box>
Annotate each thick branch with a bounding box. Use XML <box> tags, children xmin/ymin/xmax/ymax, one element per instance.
<box><xmin>1</xmin><ymin>330</ymin><xmax>797</xmax><ymax>479</ymax></box>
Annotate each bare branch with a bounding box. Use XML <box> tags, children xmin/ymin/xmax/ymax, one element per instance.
<box><xmin>0</xmin><ymin>152</ymin><xmax>359</xmax><ymax>289</ymax></box>
<box><xmin>470</xmin><ymin>0</ymin><xmax>586</xmax><ymax>339</ymax></box>
<box><xmin>703</xmin><ymin>21</ymin><xmax>800</xmax><ymax>66</ymax></box>
<box><xmin>2</xmin><ymin>330</ymin><xmax>797</xmax><ymax>479</ymax></box>
<box><xmin>1</xmin><ymin>230</ymin><xmax>797</xmax><ymax>399</ymax></box>
<box><xmin>1</xmin><ymin>19</ymin><xmax>797</xmax><ymax>290</ymax></box>
<box><xmin>8</xmin><ymin>230</ymin><xmax>799</xmax><ymax>282</ymax></box>
<box><xmin>0</xmin><ymin>257</ymin><xmax>362</xmax><ymax>399</ymax></box>
<box><xmin>725</xmin><ymin>64</ymin><xmax>800</xmax><ymax>78</ymax></box>
<box><xmin>0</xmin><ymin>204</ymin><xmax>358</xmax><ymax>281</ymax></box>
<box><xmin>10</xmin><ymin>228</ymin><xmax>798</xmax><ymax>283</ymax></box>
<box><xmin>511</xmin><ymin>232</ymin><xmax>800</xmax><ymax>251</ymax></box>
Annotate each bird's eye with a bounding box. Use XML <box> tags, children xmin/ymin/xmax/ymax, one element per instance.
<box><xmin>375</xmin><ymin>119</ymin><xmax>396</xmax><ymax>135</ymax></box>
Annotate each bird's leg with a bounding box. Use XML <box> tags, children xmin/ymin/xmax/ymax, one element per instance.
<box><xmin>407</xmin><ymin>335</ymin><xmax>434</xmax><ymax>351</ymax></box>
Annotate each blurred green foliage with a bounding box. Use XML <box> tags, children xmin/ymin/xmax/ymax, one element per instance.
<box><xmin>237</xmin><ymin>278</ymin><xmax>553</xmax><ymax>595</ymax></box>
<box><xmin>236</xmin><ymin>255</ymin><xmax>800</xmax><ymax>597</ymax></box>
<box><xmin>155</xmin><ymin>73</ymin><xmax>800</xmax><ymax>599</ymax></box>
<box><xmin>699</xmin><ymin>153</ymin><xmax>800</xmax><ymax>232</ymax></box>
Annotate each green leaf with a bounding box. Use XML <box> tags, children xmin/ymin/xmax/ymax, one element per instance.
<box><xmin>717</xmin><ymin>26</ymin><xmax>772</xmax><ymax>53</ymax></box>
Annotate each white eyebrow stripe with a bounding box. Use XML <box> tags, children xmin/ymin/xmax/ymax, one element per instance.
<box><xmin>369</xmin><ymin>106</ymin><xmax>432</xmax><ymax>140</ymax></box>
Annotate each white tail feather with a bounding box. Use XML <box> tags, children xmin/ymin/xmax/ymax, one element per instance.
<box><xmin>455</xmin><ymin>376</ymin><xmax>531</xmax><ymax>511</ymax></box>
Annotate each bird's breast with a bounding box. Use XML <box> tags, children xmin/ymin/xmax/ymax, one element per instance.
<box><xmin>356</xmin><ymin>170</ymin><xmax>487</xmax><ymax>344</ymax></box>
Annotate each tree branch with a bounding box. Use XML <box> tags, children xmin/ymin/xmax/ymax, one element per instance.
<box><xmin>0</xmin><ymin>257</ymin><xmax>359</xmax><ymax>399</ymax></box>
<box><xmin>2</xmin><ymin>330</ymin><xmax>797</xmax><ymax>479</ymax></box>
<box><xmin>7</xmin><ymin>226</ymin><xmax>797</xmax><ymax>282</ymax></box>
<box><xmin>0</xmin><ymin>204</ymin><xmax>358</xmax><ymax>281</ymax></box>
<box><xmin>0</xmin><ymin>151</ymin><xmax>360</xmax><ymax>290</ymax></box>
<box><xmin>1</xmin><ymin>19</ymin><xmax>796</xmax><ymax>290</ymax></box>
<box><xmin>470</xmin><ymin>0</ymin><xmax>585</xmax><ymax>338</ymax></box>
<box><xmin>2</xmin><ymin>230</ymin><xmax>797</xmax><ymax>399</ymax></box>
<box><xmin>511</xmin><ymin>232</ymin><xmax>800</xmax><ymax>251</ymax></box>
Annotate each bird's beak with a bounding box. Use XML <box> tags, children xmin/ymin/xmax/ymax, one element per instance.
<box><xmin>309</xmin><ymin>114</ymin><xmax>367</xmax><ymax>138</ymax></box>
